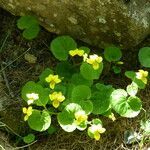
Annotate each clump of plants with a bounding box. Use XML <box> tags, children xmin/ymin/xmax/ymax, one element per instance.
<box><xmin>17</xmin><ymin>16</ymin><xmax>150</xmax><ymax>144</ymax></box>
<box><xmin>20</xmin><ymin>35</ymin><xmax>149</xmax><ymax>142</ymax></box>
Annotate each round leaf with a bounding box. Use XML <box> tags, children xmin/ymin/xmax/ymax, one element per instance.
<box><xmin>104</xmin><ymin>46</ymin><xmax>122</xmax><ymax>62</ymax></box>
<box><xmin>71</xmin><ymin>73</ymin><xmax>93</xmax><ymax>87</ymax></box>
<box><xmin>138</xmin><ymin>47</ymin><xmax>150</xmax><ymax>68</ymax></box>
<box><xmin>79</xmin><ymin>46</ymin><xmax>90</xmax><ymax>54</ymax></box>
<box><xmin>23</xmin><ymin>25</ymin><xmax>40</xmax><ymax>40</ymax></box>
<box><xmin>71</xmin><ymin>85</ymin><xmax>91</xmax><ymax>102</ymax></box>
<box><xmin>57</xmin><ymin>103</ymin><xmax>82</xmax><ymax>132</ymax></box>
<box><xmin>47</xmin><ymin>125</ymin><xmax>57</xmax><ymax>135</ymax></box>
<box><xmin>91</xmin><ymin>84</ymin><xmax>114</xmax><ymax>114</ymax></box>
<box><xmin>28</xmin><ymin>110</ymin><xmax>51</xmax><ymax>132</ymax></box>
<box><xmin>91</xmin><ymin>92</ymin><xmax>111</xmax><ymax>114</ymax></box>
<box><xmin>23</xmin><ymin>134</ymin><xmax>35</xmax><ymax>144</ymax></box>
<box><xmin>77</xmin><ymin>100</ymin><xmax>93</xmax><ymax>115</ymax></box>
<box><xmin>92</xmin><ymin>118</ymin><xmax>102</xmax><ymax>125</ymax></box>
<box><xmin>126</xmin><ymin>82</ymin><xmax>138</xmax><ymax>96</ymax></box>
<box><xmin>111</xmin><ymin>89</ymin><xmax>141</xmax><ymax>118</ymax></box>
<box><xmin>39</xmin><ymin>68</ymin><xmax>53</xmax><ymax>85</ymax></box>
<box><xmin>80</xmin><ymin>62</ymin><xmax>103</xmax><ymax>80</ymax></box>
<box><xmin>125</xmin><ymin>71</ymin><xmax>145</xmax><ymax>89</ymax></box>
<box><xmin>21</xmin><ymin>81</ymin><xmax>49</xmax><ymax>106</ymax></box>
<box><xmin>50</xmin><ymin>36</ymin><xmax>77</xmax><ymax>60</ymax></box>
<box><xmin>112</xmin><ymin>66</ymin><xmax>121</xmax><ymax>74</ymax></box>
<box><xmin>56</xmin><ymin>61</ymin><xmax>74</xmax><ymax>79</ymax></box>
<box><xmin>76</xmin><ymin>122</ymin><xmax>87</xmax><ymax>131</ymax></box>
<box><xmin>125</xmin><ymin>71</ymin><xmax>136</xmax><ymax>79</ymax></box>
<box><xmin>17</xmin><ymin>15</ymin><xmax>39</xmax><ymax>30</ymax></box>
<box><xmin>127</xmin><ymin>96</ymin><xmax>142</xmax><ymax>111</ymax></box>
<box><xmin>58</xmin><ymin>103</ymin><xmax>82</xmax><ymax>125</ymax></box>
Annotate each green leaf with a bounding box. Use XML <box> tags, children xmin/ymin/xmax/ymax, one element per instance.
<box><xmin>58</xmin><ymin>103</ymin><xmax>82</xmax><ymax>125</ymax></box>
<box><xmin>57</xmin><ymin>103</ymin><xmax>82</xmax><ymax>132</ymax></box>
<box><xmin>56</xmin><ymin>61</ymin><xmax>74</xmax><ymax>79</ymax></box>
<box><xmin>125</xmin><ymin>71</ymin><xmax>145</xmax><ymax>89</ymax></box>
<box><xmin>21</xmin><ymin>81</ymin><xmax>49</xmax><ymax>106</ymax></box>
<box><xmin>125</xmin><ymin>71</ymin><xmax>136</xmax><ymax>79</ymax></box>
<box><xmin>95</xmin><ymin>83</ymin><xmax>114</xmax><ymax>92</ymax></box>
<box><xmin>104</xmin><ymin>46</ymin><xmax>122</xmax><ymax>62</ymax></box>
<box><xmin>76</xmin><ymin>121</ymin><xmax>87</xmax><ymax>131</ymax></box>
<box><xmin>35</xmin><ymin>88</ymin><xmax>50</xmax><ymax>106</ymax></box>
<box><xmin>39</xmin><ymin>68</ymin><xmax>53</xmax><ymax>86</ymax></box>
<box><xmin>50</xmin><ymin>36</ymin><xmax>77</xmax><ymax>61</ymax></box>
<box><xmin>54</xmin><ymin>84</ymin><xmax>67</xmax><ymax>95</ymax></box>
<box><xmin>112</xmin><ymin>66</ymin><xmax>121</xmax><ymax>74</ymax></box>
<box><xmin>80</xmin><ymin>62</ymin><xmax>103</xmax><ymax>80</ymax></box>
<box><xmin>79</xmin><ymin>46</ymin><xmax>90</xmax><ymax>54</ymax></box>
<box><xmin>126</xmin><ymin>82</ymin><xmax>138</xmax><ymax>96</ymax></box>
<box><xmin>91</xmin><ymin>92</ymin><xmax>110</xmax><ymax>114</ymax></box>
<box><xmin>23</xmin><ymin>25</ymin><xmax>40</xmax><ymax>40</ymax></box>
<box><xmin>91</xmin><ymin>84</ymin><xmax>114</xmax><ymax>114</ymax></box>
<box><xmin>71</xmin><ymin>73</ymin><xmax>93</xmax><ymax>87</ymax></box>
<box><xmin>47</xmin><ymin>125</ymin><xmax>57</xmax><ymax>134</ymax></box>
<box><xmin>17</xmin><ymin>15</ymin><xmax>39</xmax><ymax>30</ymax></box>
<box><xmin>127</xmin><ymin>96</ymin><xmax>142</xmax><ymax>111</ymax></box>
<box><xmin>23</xmin><ymin>133</ymin><xmax>35</xmax><ymax>144</ymax></box>
<box><xmin>28</xmin><ymin>110</ymin><xmax>51</xmax><ymax>132</ymax></box>
<box><xmin>92</xmin><ymin>118</ymin><xmax>102</xmax><ymax>125</ymax></box>
<box><xmin>71</xmin><ymin>85</ymin><xmax>91</xmax><ymax>102</ymax></box>
<box><xmin>138</xmin><ymin>47</ymin><xmax>150</xmax><ymax>68</ymax></box>
<box><xmin>140</xmin><ymin>120</ymin><xmax>150</xmax><ymax>134</ymax></box>
<box><xmin>77</xmin><ymin>100</ymin><xmax>93</xmax><ymax>115</ymax></box>
<box><xmin>111</xmin><ymin>89</ymin><xmax>141</xmax><ymax>118</ymax></box>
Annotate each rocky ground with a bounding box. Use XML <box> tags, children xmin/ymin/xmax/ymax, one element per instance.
<box><xmin>0</xmin><ymin>8</ymin><xmax>150</xmax><ymax>150</ymax></box>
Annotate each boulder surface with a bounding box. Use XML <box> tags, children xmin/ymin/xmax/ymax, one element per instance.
<box><xmin>0</xmin><ymin>0</ymin><xmax>150</xmax><ymax>48</ymax></box>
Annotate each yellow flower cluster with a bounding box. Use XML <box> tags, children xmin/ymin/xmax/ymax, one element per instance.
<box><xmin>69</xmin><ymin>48</ymin><xmax>103</xmax><ymax>70</ymax></box>
<box><xmin>22</xmin><ymin>106</ymin><xmax>33</xmax><ymax>121</ymax></box>
<box><xmin>69</xmin><ymin>49</ymin><xmax>84</xmax><ymax>57</ymax></box>
<box><xmin>84</xmin><ymin>54</ymin><xmax>103</xmax><ymax>70</ymax></box>
<box><xmin>49</xmin><ymin>92</ymin><xmax>65</xmax><ymax>108</ymax></box>
<box><xmin>45</xmin><ymin>74</ymin><xmax>61</xmax><ymax>89</ymax></box>
<box><xmin>74</xmin><ymin>111</ymin><xmax>88</xmax><ymax>125</ymax></box>
<box><xmin>26</xmin><ymin>93</ymin><xmax>39</xmax><ymax>105</ymax></box>
<box><xmin>136</xmin><ymin>70</ymin><xmax>148</xmax><ymax>84</ymax></box>
<box><xmin>89</xmin><ymin>124</ymin><xmax>106</xmax><ymax>140</ymax></box>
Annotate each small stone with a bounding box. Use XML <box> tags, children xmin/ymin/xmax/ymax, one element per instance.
<box><xmin>24</xmin><ymin>53</ymin><xmax>37</xmax><ymax>64</ymax></box>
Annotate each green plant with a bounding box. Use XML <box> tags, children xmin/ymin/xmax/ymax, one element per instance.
<box><xmin>138</xmin><ymin>47</ymin><xmax>150</xmax><ymax>68</ymax></box>
<box><xmin>21</xmin><ymin>36</ymin><xmax>149</xmax><ymax>141</ymax></box>
<box><xmin>104</xmin><ymin>46</ymin><xmax>123</xmax><ymax>74</ymax></box>
<box><xmin>17</xmin><ymin>15</ymin><xmax>40</xmax><ymax>40</ymax></box>
<box><xmin>23</xmin><ymin>134</ymin><xmax>35</xmax><ymax>144</ymax></box>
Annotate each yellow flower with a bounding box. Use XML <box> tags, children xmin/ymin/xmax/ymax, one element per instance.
<box><xmin>74</xmin><ymin>111</ymin><xmax>88</xmax><ymax>125</ymax></box>
<box><xmin>136</xmin><ymin>70</ymin><xmax>148</xmax><ymax>84</ymax></box>
<box><xmin>26</xmin><ymin>93</ymin><xmax>39</xmax><ymax>105</ymax></box>
<box><xmin>89</xmin><ymin>124</ymin><xmax>106</xmax><ymax>140</ymax></box>
<box><xmin>45</xmin><ymin>74</ymin><xmax>61</xmax><ymax>89</ymax></box>
<box><xmin>86</xmin><ymin>54</ymin><xmax>103</xmax><ymax>70</ymax></box>
<box><xmin>108</xmin><ymin>113</ymin><xmax>116</xmax><ymax>121</ymax></box>
<box><xmin>49</xmin><ymin>92</ymin><xmax>65</xmax><ymax>108</ymax></box>
<box><xmin>22</xmin><ymin>106</ymin><xmax>33</xmax><ymax>121</ymax></box>
<box><xmin>69</xmin><ymin>49</ymin><xmax>84</xmax><ymax>57</ymax></box>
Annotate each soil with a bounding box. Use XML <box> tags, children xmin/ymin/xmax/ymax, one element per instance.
<box><xmin>0</xmin><ymin>8</ymin><xmax>150</xmax><ymax>150</ymax></box>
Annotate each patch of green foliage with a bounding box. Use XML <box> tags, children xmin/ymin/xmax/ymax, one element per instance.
<box><xmin>20</xmin><ymin>35</ymin><xmax>149</xmax><ymax>142</ymax></box>
<box><xmin>17</xmin><ymin>15</ymin><xmax>40</xmax><ymax>40</ymax></box>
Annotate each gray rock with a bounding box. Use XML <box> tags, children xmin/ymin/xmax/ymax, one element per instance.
<box><xmin>0</xmin><ymin>0</ymin><xmax>149</xmax><ymax>48</ymax></box>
